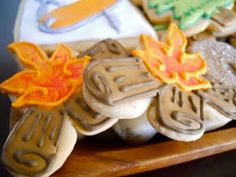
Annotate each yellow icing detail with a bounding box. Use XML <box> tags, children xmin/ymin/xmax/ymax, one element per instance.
<box><xmin>132</xmin><ymin>23</ymin><xmax>211</xmax><ymax>92</ymax></box>
<box><xmin>0</xmin><ymin>42</ymin><xmax>90</xmax><ymax>108</ymax></box>
<box><xmin>40</xmin><ymin>0</ymin><xmax>117</xmax><ymax>29</ymax></box>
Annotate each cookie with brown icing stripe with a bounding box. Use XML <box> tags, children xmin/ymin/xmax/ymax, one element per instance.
<box><xmin>83</xmin><ymin>57</ymin><xmax>163</xmax><ymax>118</ymax></box>
<box><xmin>2</xmin><ymin>107</ymin><xmax>77</xmax><ymax>177</ymax></box>
<box><xmin>65</xmin><ymin>91</ymin><xmax>119</xmax><ymax>136</ymax></box>
<box><xmin>80</xmin><ymin>39</ymin><xmax>129</xmax><ymax>61</ymax></box>
<box><xmin>147</xmin><ymin>84</ymin><xmax>205</xmax><ymax>141</ymax></box>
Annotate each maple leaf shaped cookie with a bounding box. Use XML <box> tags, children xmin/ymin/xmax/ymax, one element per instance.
<box><xmin>132</xmin><ymin>23</ymin><xmax>211</xmax><ymax>92</ymax></box>
<box><xmin>0</xmin><ymin>42</ymin><xmax>90</xmax><ymax>108</ymax></box>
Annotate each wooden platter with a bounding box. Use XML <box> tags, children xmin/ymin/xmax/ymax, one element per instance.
<box><xmin>51</xmin><ymin>122</ymin><xmax>236</xmax><ymax>177</ymax></box>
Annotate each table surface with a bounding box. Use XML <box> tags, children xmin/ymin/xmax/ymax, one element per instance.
<box><xmin>0</xmin><ymin>1</ymin><xmax>236</xmax><ymax>177</ymax></box>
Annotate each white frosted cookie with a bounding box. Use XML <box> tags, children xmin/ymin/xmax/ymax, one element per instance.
<box><xmin>14</xmin><ymin>0</ymin><xmax>157</xmax><ymax>51</ymax></box>
<box><xmin>113</xmin><ymin>110</ymin><xmax>156</xmax><ymax>144</ymax></box>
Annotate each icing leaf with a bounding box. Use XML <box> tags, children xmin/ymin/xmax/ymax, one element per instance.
<box><xmin>0</xmin><ymin>42</ymin><xmax>90</xmax><ymax>108</ymax></box>
<box><xmin>132</xmin><ymin>23</ymin><xmax>211</xmax><ymax>92</ymax></box>
<box><xmin>148</xmin><ymin>0</ymin><xmax>234</xmax><ymax>29</ymax></box>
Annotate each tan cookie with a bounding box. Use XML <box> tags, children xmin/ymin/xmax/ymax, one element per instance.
<box><xmin>83</xmin><ymin>58</ymin><xmax>162</xmax><ymax>118</ymax></box>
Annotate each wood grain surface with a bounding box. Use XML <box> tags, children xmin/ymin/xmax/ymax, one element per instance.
<box><xmin>51</xmin><ymin>126</ymin><xmax>236</xmax><ymax>177</ymax></box>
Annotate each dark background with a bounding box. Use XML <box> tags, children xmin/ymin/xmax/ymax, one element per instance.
<box><xmin>0</xmin><ymin>1</ymin><xmax>236</xmax><ymax>177</ymax></box>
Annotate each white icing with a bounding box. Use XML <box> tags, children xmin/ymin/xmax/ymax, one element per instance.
<box><xmin>15</xmin><ymin>0</ymin><xmax>157</xmax><ymax>44</ymax></box>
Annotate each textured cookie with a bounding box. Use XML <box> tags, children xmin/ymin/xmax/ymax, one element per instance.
<box><xmin>2</xmin><ymin>107</ymin><xmax>77</xmax><ymax>177</ymax></box>
<box><xmin>191</xmin><ymin>40</ymin><xmax>236</xmax><ymax>122</ymax></box>
<box><xmin>148</xmin><ymin>84</ymin><xmax>205</xmax><ymax>141</ymax></box>
<box><xmin>65</xmin><ymin>91</ymin><xmax>118</xmax><ymax>136</ymax></box>
<box><xmin>143</xmin><ymin>0</ymin><xmax>236</xmax><ymax>37</ymax></box>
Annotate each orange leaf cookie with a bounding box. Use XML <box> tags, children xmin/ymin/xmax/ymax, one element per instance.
<box><xmin>0</xmin><ymin>42</ymin><xmax>90</xmax><ymax>108</ymax></box>
<box><xmin>132</xmin><ymin>23</ymin><xmax>211</xmax><ymax>92</ymax></box>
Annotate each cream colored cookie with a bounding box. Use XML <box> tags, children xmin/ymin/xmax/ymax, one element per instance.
<box><xmin>83</xmin><ymin>84</ymin><xmax>152</xmax><ymax>119</ymax></box>
<box><xmin>113</xmin><ymin>110</ymin><xmax>156</xmax><ymax>144</ymax></box>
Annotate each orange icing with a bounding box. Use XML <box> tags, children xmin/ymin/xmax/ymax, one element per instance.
<box><xmin>40</xmin><ymin>0</ymin><xmax>117</xmax><ymax>29</ymax></box>
<box><xmin>132</xmin><ymin>23</ymin><xmax>211</xmax><ymax>92</ymax></box>
<box><xmin>0</xmin><ymin>42</ymin><xmax>90</xmax><ymax>108</ymax></box>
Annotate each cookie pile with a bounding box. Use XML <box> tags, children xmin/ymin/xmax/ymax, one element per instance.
<box><xmin>1</xmin><ymin>0</ymin><xmax>236</xmax><ymax>176</ymax></box>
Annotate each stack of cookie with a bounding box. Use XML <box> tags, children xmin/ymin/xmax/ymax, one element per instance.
<box><xmin>1</xmin><ymin>0</ymin><xmax>236</xmax><ymax>177</ymax></box>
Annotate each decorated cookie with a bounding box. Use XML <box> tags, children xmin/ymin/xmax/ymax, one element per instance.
<box><xmin>143</xmin><ymin>0</ymin><xmax>236</xmax><ymax>37</ymax></box>
<box><xmin>80</xmin><ymin>39</ymin><xmax>129</xmax><ymax>60</ymax></box>
<box><xmin>148</xmin><ymin>84</ymin><xmax>204</xmax><ymax>141</ymax></box>
<box><xmin>132</xmin><ymin>24</ymin><xmax>211</xmax><ymax>141</ymax></box>
<box><xmin>14</xmin><ymin>0</ymin><xmax>157</xmax><ymax>50</ymax></box>
<box><xmin>0</xmin><ymin>42</ymin><xmax>91</xmax><ymax>176</ymax></box>
<box><xmin>190</xmin><ymin>40</ymin><xmax>236</xmax><ymax>129</ymax></box>
<box><xmin>83</xmin><ymin>57</ymin><xmax>163</xmax><ymax>118</ymax></box>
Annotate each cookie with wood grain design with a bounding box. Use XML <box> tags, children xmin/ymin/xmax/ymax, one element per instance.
<box><xmin>65</xmin><ymin>91</ymin><xmax>118</xmax><ymax>136</ymax></box>
<box><xmin>80</xmin><ymin>39</ymin><xmax>129</xmax><ymax>61</ymax></box>
<box><xmin>83</xmin><ymin>58</ymin><xmax>163</xmax><ymax>118</ymax></box>
<box><xmin>2</xmin><ymin>107</ymin><xmax>77</xmax><ymax>177</ymax></box>
<box><xmin>147</xmin><ymin>84</ymin><xmax>205</xmax><ymax>141</ymax></box>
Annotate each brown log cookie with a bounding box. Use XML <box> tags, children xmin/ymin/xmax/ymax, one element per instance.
<box><xmin>80</xmin><ymin>39</ymin><xmax>129</xmax><ymax>61</ymax></box>
<box><xmin>83</xmin><ymin>58</ymin><xmax>163</xmax><ymax>118</ymax></box>
<box><xmin>148</xmin><ymin>84</ymin><xmax>205</xmax><ymax>141</ymax></box>
<box><xmin>2</xmin><ymin>107</ymin><xmax>77</xmax><ymax>177</ymax></box>
<box><xmin>65</xmin><ymin>91</ymin><xmax>118</xmax><ymax>136</ymax></box>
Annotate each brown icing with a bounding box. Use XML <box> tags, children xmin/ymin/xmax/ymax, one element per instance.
<box><xmin>83</xmin><ymin>58</ymin><xmax>163</xmax><ymax>105</ymax></box>
<box><xmin>65</xmin><ymin>91</ymin><xmax>118</xmax><ymax>134</ymax></box>
<box><xmin>197</xmin><ymin>80</ymin><xmax>236</xmax><ymax>119</ymax></box>
<box><xmin>2</xmin><ymin>107</ymin><xmax>66</xmax><ymax>177</ymax></box>
<box><xmin>148</xmin><ymin>84</ymin><xmax>204</xmax><ymax>135</ymax></box>
<box><xmin>80</xmin><ymin>39</ymin><xmax>129</xmax><ymax>60</ymax></box>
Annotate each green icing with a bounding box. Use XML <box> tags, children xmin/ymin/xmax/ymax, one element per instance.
<box><xmin>148</xmin><ymin>0</ymin><xmax>234</xmax><ymax>29</ymax></box>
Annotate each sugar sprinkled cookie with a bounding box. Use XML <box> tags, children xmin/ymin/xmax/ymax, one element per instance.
<box><xmin>190</xmin><ymin>40</ymin><xmax>236</xmax><ymax>130</ymax></box>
